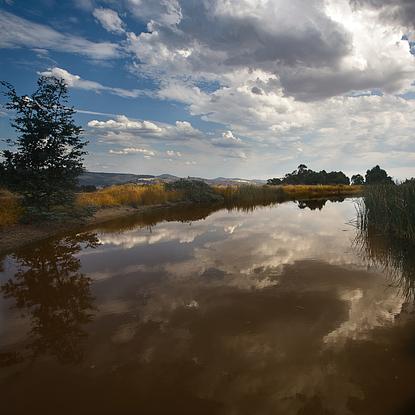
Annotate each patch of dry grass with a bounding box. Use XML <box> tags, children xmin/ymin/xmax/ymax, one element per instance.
<box><xmin>77</xmin><ymin>183</ymin><xmax>184</xmax><ymax>208</ymax></box>
<box><xmin>0</xmin><ymin>189</ymin><xmax>23</xmax><ymax>227</ymax></box>
<box><xmin>281</xmin><ymin>184</ymin><xmax>363</xmax><ymax>197</ymax></box>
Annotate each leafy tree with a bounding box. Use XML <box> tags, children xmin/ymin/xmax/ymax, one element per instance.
<box><xmin>351</xmin><ymin>174</ymin><xmax>365</xmax><ymax>185</ymax></box>
<box><xmin>271</xmin><ymin>165</ymin><xmax>350</xmax><ymax>185</ymax></box>
<box><xmin>0</xmin><ymin>76</ymin><xmax>87</xmax><ymax>219</ymax></box>
<box><xmin>365</xmin><ymin>165</ymin><xmax>393</xmax><ymax>185</ymax></box>
<box><xmin>267</xmin><ymin>178</ymin><xmax>282</xmax><ymax>185</ymax></box>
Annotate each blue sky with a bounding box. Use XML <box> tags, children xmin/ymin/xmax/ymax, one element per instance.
<box><xmin>1</xmin><ymin>0</ymin><xmax>415</xmax><ymax>179</ymax></box>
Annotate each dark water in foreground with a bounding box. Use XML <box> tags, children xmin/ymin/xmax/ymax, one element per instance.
<box><xmin>1</xmin><ymin>199</ymin><xmax>415</xmax><ymax>415</ymax></box>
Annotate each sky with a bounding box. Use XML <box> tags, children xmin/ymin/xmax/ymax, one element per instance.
<box><xmin>1</xmin><ymin>0</ymin><xmax>415</xmax><ymax>180</ymax></box>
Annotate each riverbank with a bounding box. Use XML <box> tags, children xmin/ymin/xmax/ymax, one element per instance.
<box><xmin>0</xmin><ymin>204</ymin><xmax>182</xmax><ymax>255</ymax></box>
<box><xmin>0</xmin><ymin>183</ymin><xmax>363</xmax><ymax>254</ymax></box>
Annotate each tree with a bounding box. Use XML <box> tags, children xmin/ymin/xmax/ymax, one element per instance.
<box><xmin>267</xmin><ymin>178</ymin><xmax>282</xmax><ymax>185</ymax></box>
<box><xmin>365</xmin><ymin>165</ymin><xmax>393</xmax><ymax>185</ymax></box>
<box><xmin>351</xmin><ymin>174</ymin><xmax>365</xmax><ymax>185</ymax></box>
<box><xmin>0</xmin><ymin>76</ymin><xmax>87</xmax><ymax>219</ymax></box>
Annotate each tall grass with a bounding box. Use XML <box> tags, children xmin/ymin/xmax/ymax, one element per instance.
<box><xmin>355</xmin><ymin>182</ymin><xmax>415</xmax><ymax>299</ymax></box>
<box><xmin>77</xmin><ymin>183</ymin><xmax>184</xmax><ymax>208</ymax></box>
<box><xmin>214</xmin><ymin>185</ymin><xmax>284</xmax><ymax>206</ymax></box>
<box><xmin>281</xmin><ymin>184</ymin><xmax>363</xmax><ymax>198</ymax></box>
<box><xmin>361</xmin><ymin>182</ymin><xmax>415</xmax><ymax>239</ymax></box>
<box><xmin>0</xmin><ymin>189</ymin><xmax>23</xmax><ymax>227</ymax></box>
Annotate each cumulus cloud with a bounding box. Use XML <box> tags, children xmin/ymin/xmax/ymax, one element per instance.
<box><xmin>39</xmin><ymin>67</ymin><xmax>145</xmax><ymax>98</ymax></box>
<box><xmin>125</xmin><ymin>0</ymin><xmax>415</xmax><ymax>102</ymax></box>
<box><xmin>0</xmin><ymin>11</ymin><xmax>120</xmax><ymax>59</ymax></box>
<box><xmin>88</xmin><ymin>115</ymin><xmax>162</xmax><ymax>133</ymax></box>
<box><xmin>109</xmin><ymin>147</ymin><xmax>155</xmax><ymax>156</ymax></box>
<box><xmin>93</xmin><ymin>8</ymin><xmax>125</xmax><ymax>34</ymax></box>
<box><xmin>212</xmin><ymin>130</ymin><xmax>244</xmax><ymax>148</ymax></box>
<box><xmin>87</xmin><ymin>115</ymin><xmax>206</xmax><ymax>145</ymax></box>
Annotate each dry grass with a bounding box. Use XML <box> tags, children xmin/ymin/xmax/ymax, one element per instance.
<box><xmin>77</xmin><ymin>183</ymin><xmax>184</xmax><ymax>208</ymax></box>
<box><xmin>0</xmin><ymin>189</ymin><xmax>23</xmax><ymax>227</ymax></box>
<box><xmin>280</xmin><ymin>184</ymin><xmax>363</xmax><ymax>197</ymax></box>
<box><xmin>214</xmin><ymin>184</ymin><xmax>282</xmax><ymax>203</ymax></box>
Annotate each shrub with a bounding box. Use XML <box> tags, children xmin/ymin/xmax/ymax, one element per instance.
<box><xmin>166</xmin><ymin>179</ymin><xmax>224</xmax><ymax>203</ymax></box>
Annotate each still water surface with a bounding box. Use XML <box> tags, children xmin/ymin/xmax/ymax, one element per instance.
<box><xmin>1</xmin><ymin>199</ymin><xmax>415</xmax><ymax>414</ymax></box>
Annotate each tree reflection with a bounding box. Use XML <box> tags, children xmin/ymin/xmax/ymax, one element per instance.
<box><xmin>0</xmin><ymin>233</ymin><xmax>98</xmax><ymax>366</ymax></box>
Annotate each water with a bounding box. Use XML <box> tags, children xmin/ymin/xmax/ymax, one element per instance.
<box><xmin>1</xmin><ymin>199</ymin><xmax>415</xmax><ymax>415</ymax></box>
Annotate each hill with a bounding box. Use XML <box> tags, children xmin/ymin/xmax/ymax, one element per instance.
<box><xmin>78</xmin><ymin>172</ymin><xmax>266</xmax><ymax>187</ymax></box>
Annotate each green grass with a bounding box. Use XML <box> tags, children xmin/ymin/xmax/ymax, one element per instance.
<box><xmin>360</xmin><ymin>182</ymin><xmax>415</xmax><ymax>240</ymax></box>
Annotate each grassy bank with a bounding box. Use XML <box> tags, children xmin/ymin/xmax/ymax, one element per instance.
<box><xmin>280</xmin><ymin>184</ymin><xmax>363</xmax><ymax>198</ymax></box>
<box><xmin>77</xmin><ymin>183</ymin><xmax>183</xmax><ymax>208</ymax></box>
<box><xmin>0</xmin><ymin>182</ymin><xmax>364</xmax><ymax>228</ymax></box>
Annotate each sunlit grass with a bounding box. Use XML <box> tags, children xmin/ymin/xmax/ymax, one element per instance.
<box><xmin>281</xmin><ymin>184</ymin><xmax>363</xmax><ymax>197</ymax></box>
<box><xmin>0</xmin><ymin>189</ymin><xmax>23</xmax><ymax>227</ymax></box>
<box><xmin>0</xmin><ymin>183</ymin><xmax>365</xmax><ymax>227</ymax></box>
<box><xmin>214</xmin><ymin>184</ymin><xmax>283</xmax><ymax>204</ymax></box>
<box><xmin>77</xmin><ymin>183</ymin><xmax>184</xmax><ymax>208</ymax></box>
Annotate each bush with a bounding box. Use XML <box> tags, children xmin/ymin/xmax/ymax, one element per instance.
<box><xmin>166</xmin><ymin>179</ymin><xmax>224</xmax><ymax>203</ymax></box>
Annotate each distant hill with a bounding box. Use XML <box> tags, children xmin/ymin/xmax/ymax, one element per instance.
<box><xmin>79</xmin><ymin>172</ymin><xmax>265</xmax><ymax>187</ymax></box>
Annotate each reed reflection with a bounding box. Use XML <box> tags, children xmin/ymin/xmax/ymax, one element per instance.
<box><xmin>355</xmin><ymin>207</ymin><xmax>415</xmax><ymax>300</ymax></box>
<box><xmin>0</xmin><ymin>232</ymin><xmax>98</xmax><ymax>367</ymax></box>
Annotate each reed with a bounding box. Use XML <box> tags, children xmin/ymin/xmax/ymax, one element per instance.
<box><xmin>0</xmin><ymin>189</ymin><xmax>23</xmax><ymax>227</ymax></box>
<box><xmin>77</xmin><ymin>183</ymin><xmax>184</xmax><ymax>208</ymax></box>
<box><xmin>361</xmin><ymin>182</ymin><xmax>415</xmax><ymax>240</ymax></box>
<box><xmin>280</xmin><ymin>184</ymin><xmax>363</xmax><ymax>198</ymax></box>
<box><xmin>214</xmin><ymin>184</ymin><xmax>284</xmax><ymax>204</ymax></box>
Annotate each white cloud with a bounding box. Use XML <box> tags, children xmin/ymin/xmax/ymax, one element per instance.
<box><xmin>93</xmin><ymin>8</ymin><xmax>125</xmax><ymax>34</ymax></box>
<box><xmin>88</xmin><ymin>115</ymin><xmax>162</xmax><ymax>133</ymax></box>
<box><xmin>40</xmin><ymin>67</ymin><xmax>145</xmax><ymax>98</ymax></box>
<box><xmin>0</xmin><ymin>11</ymin><xmax>120</xmax><ymax>59</ymax></box>
<box><xmin>166</xmin><ymin>150</ymin><xmax>182</xmax><ymax>157</ymax></box>
<box><xmin>109</xmin><ymin>147</ymin><xmax>156</xmax><ymax>156</ymax></box>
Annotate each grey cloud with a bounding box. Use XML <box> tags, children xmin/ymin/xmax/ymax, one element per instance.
<box><xmin>279</xmin><ymin>66</ymin><xmax>412</xmax><ymax>101</ymax></box>
<box><xmin>350</xmin><ymin>0</ymin><xmax>415</xmax><ymax>29</ymax></box>
<box><xmin>129</xmin><ymin>0</ymin><xmax>351</xmax><ymax>72</ymax></box>
<box><xmin>251</xmin><ymin>86</ymin><xmax>263</xmax><ymax>95</ymax></box>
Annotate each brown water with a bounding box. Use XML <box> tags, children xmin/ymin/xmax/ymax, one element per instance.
<box><xmin>1</xmin><ymin>199</ymin><xmax>415</xmax><ymax>415</ymax></box>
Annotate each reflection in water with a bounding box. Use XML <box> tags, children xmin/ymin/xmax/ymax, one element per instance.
<box><xmin>355</xmin><ymin>223</ymin><xmax>415</xmax><ymax>300</ymax></box>
<box><xmin>297</xmin><ymin>197</ymin><xmax>345</xmax><ymax>211</ymax></box>
<box><xmin>0</xmin><ymin>233</ymin><xmax>98</xmax><ymax>366</ymax></box>
<box><xmin>1</xmin><ymin>199</ymin><xmax>415</xmax><ymax>414</ymax></box>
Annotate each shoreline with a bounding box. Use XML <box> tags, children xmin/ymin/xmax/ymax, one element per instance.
<box><xmin>0</xmin><ymin>190</ymin><xmax>363</xmax><ymax>255</ymax></box>
<box><xmin>0</xmin><ymin>203</ymin><xmax>183</xmax><ymax>255</ymax></box>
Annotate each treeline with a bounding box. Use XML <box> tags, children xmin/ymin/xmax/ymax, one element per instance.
<box><xmin>267</xmin><ymin>164</ymin><xmax>393</xmax><ymax>186</ymax></box>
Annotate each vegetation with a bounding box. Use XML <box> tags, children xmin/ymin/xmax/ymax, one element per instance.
<box><xmin>268</xmin><ymin>164</ymin><xmax>350</xmax><ymax>185</ymax></box>
<box><xmin>365</xmin><ymin>165</ymin><xmax>393</xmax><ymax>185</ymax></box>
<box><xmin>0</xmin><ymin>76</ymin><xmax>87</xmax><ymax>221</ymax></box>
<box><xmin>356</xmin><ymin>197</ymin><xmax>415</xmax><ymax>299</ymax></box>
<box><xmin>0</xmin><ymin>189</ymin><xmax>22</xmax><ymax>227</ymax></box>
<box><xmin>359</xmin><ymin>181</ymin><xmax>415</xmax><ymax>240</ymax></box>
<box><xmin>351</xmin><ymin>174</ymin><xmax>364</xmax><ymax>185</ymax></box>
<box><xmin>166</xmin><ymin>179</ymin><xmax>223</xmax><ymax>203</ymax></box>
<box><xmin>214</xmin><ymin>184</ymin><xmax>283</xmax><ymax>205</ymax></box>
<box><xmin>77</xmin><ymin>183</ymin><xmax>183</xmax><ymax>208</ymax></box>
<box><xmin>280</xmin><ymin>184</ymin><xmax>363</xmax><ymax>198</ymax></box>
